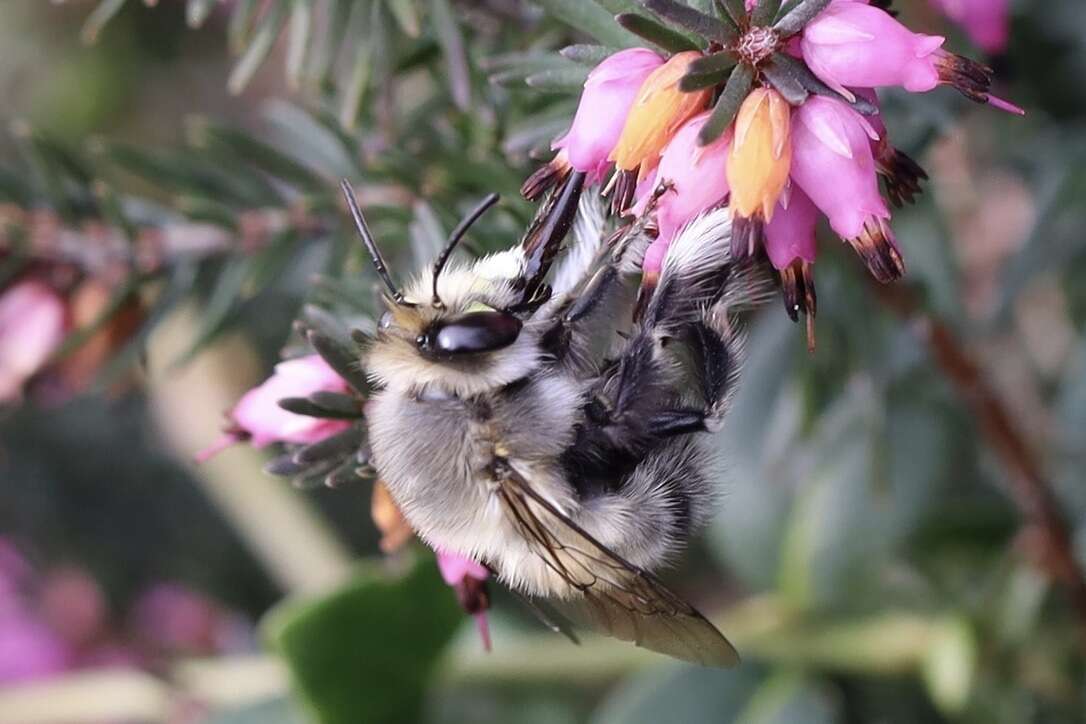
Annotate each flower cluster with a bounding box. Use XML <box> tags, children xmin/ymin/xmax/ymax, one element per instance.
<box><xmin>524</xmin><ymin>0</ymin><xmax>1020</xmax><ymax>346</ymax></box>
<box><xmin>0</xmin><ymin>538</ymin><xmax>249</xmax><ymax>685</ymax></box>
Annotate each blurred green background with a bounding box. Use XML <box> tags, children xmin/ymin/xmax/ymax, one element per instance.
<box><xmin>1</xmin><ymin>0</ymin><xmax>1085</xmax><ymax>722</ymax></box>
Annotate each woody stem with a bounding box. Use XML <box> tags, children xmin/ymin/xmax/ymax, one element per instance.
<box><xmin>876</xmin><ymin>282</ymin><xmax>1086</xmax><ymax>648</ymax></box>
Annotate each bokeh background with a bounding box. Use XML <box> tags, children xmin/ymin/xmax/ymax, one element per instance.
<box><xmin>1</xmin><ymin>0</ymin><xmax>1085</xmax><ymax>722</ymax></box>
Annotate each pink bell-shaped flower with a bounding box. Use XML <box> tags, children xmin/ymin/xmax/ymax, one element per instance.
<box><xmin>766</xmin><ymin>187</ymin><xmax>820</xmax><ymax>349</ymax></box>
<box><xmin>790</xmin><ymin>96</ymin><xmax>904</xmax><ymax>283</ymax></box>
<box><xmin>801</xmin><ymin>1</ymin><xmax>1019</xmax><ymax>113</ymax></box>
<box><xmin>765</xmin><ymin>186</ymin><xmax>818</xmax><ymax>272</ymax></box>
<box><xmin>198</xmin><ymin>355</ymin><xmax>351</xmax><ymax>460</ymax></box>
<box><xmin>436</xmin><ymin>550</ymin><xmax>492</xmax><ymax>652</ymax></box>
<box><xmin>523</xmin><ymin>49</ymin><xmax>664</xmax><ymax>200</ymax></box>
<box><xmin>556</xmin><ymin>48</ymin><xmax>665</xmax><ymax>183</ymax></box>
<box><xmin>802</xmin><ymin>1</ymin><xmax>947</xmax><ymax>94</ymax></box>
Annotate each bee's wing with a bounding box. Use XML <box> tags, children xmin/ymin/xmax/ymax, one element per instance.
<box><xmin>494</xmin><ymin>462</ymin><xmax>740</xmax><ymax>667</ymax></box>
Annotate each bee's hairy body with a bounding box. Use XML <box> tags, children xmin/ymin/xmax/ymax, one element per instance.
<box><xmin>365</xmin><ymin>197</ymin><xmax>765</xmax><ymax>599</ymax></box>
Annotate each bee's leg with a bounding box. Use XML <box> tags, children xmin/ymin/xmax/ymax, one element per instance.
<box><xmin>681</xmin><ymin>305</ymin><xmax>741</xmax><ymax>433</ymax></box>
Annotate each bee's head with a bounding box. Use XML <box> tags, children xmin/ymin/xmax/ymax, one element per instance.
<box><xmin>367</xmin><ymin>265</ymin><xmax>540</xmax><ymax>397</ymax></box>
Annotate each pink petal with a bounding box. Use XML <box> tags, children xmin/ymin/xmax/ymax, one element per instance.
<box><xmin>435</xmin><ymin>550</ymin><xmax>488</xmax><ymax>585</ymax></box>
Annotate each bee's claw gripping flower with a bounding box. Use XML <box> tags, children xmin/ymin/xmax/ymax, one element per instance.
<box><xmin>726</xmin><ymin>88</ymin><xmax>793</xmax><ymax>260</ymax></box>
<box><xmin>436</xmin><ymin>551</ymin><xmax>492</xmax><ymax>652</ymax></box>
<box><xmin>609</xmin><ymin>52</ymin><xmax>713</xmax><ymax>204</ymax></box>
<box><xmin>524</xmin><ymin>49</ymin><xmax>665</xmax><ymax>200</ymax></box>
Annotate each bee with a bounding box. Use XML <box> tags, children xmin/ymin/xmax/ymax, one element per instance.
<box><xmin>339</xmin><ymin>174</ymin><xmax>769</xmax><ymax>666</ymax></box>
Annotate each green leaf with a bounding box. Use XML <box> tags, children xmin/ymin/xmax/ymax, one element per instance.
<box><xmin>593</xmin><ymin>663</ymin><xmax>763</xmax><ymax>724</ymax></box>
<box><xmin>430</xmin><ymin>0</ymin><xmax>473</xmax><ymax>110</ymax></box>
<box><xmin>761</xmin><ymin>54</ymin><xmax>809</xmax><ymax>105</ymax></box>
<box><xmin>229</xmin><ymin>0</ymin><xmax>288</xmax><ymax>94</ymax></box>
<box><xmin>640</xmin><ymin>0</ymin><xmax>736</xmax><ymax>45</ymax></box>
<box><xmin>680</xmin><ymin>51</ymin><xmax>737</xmax><ymax>91</ymax></box>
<box><xmin>285</xmin><ymin>0</ymin><xmax>314</xmax><ymax>90</ymax></box>
<box><xmin>764</xmin><ymin>53</ymin><xmax>876</xmax><ymax>114</ymax></box>
<box><xmin>616</xmin><ymin>13</ymin><xmax>702</xmax><ymax>53</ymax></box>
<box><xmin>533</xmin><ymin>0</ymin><xmax>643</xmax><ymax>48</ymax></box>
<box><xmin>560</xmin><ymin>44</ymin><xmax>618</xmax><ymax>65</ymax></box>
<box><xmin>750</xmin><ymin>0</ymin><xmax>781</xmax><ymax>26</ymax></box>
<box><xmin>921</xmin><ymin>617</ymin><xmax>978</xmax><ymax>716</ymax></box>
<box><xmin>697</xmin><ymin>61</ymin><xmax>752</xmax><ymax>145</ymax></box>
<box><xmin>734</xmin><ymin>672</ymin><xmax>842</xmax><ymax>724</ymax></box>
<box><xmin>173</xmin><ymin>257</ymin><xmax>253</xmax><ymax>367</ymax></box>
<box><xmin>264</xmin><ymin>556</ymin><xmax>463</xmax><ymax>724</ymax></box>
<box><xmin>773</xmin><ymin>0</ymin><xmax>831</xmax><ymax>36</ymax></box>
<box><xmin>716</xmin><ymin>0</ymin><xmax>748</xmax><ymax>28</ymax></box>
<box><xmin>525</xmin><ymin>66</ymin><xmax>593</xmax><ymax>92</ymax></box>
<box><xmin>339</xmin><ymin>1</ymin><xmax>385</xmax><ymax>130</ymax></box>
<box><xmin>187</xmin><ymin>0</ymin><xmax>218</xmax><ymax>28</ymax></box>
<box><xmin>386</xmin><ymin>0</ymin><xmax>421</xmax><ymax>36</ymax></box>
<box><xmin>81</xmin><ymin>0</ymin><xmax>129</xmax><ymax>44</ymax></box>
<box><xmin>228</xmin><ymin>0</ymin><xmax>261</xmax><ymax>54</ymax></box>
<box><xmin>187</xmin><ymin>118</ymin><xmax>328</xmax><ymax>192</ymax></box>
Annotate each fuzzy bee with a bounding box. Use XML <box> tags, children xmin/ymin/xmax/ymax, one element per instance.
<box><xmin>336</xmin><ymin>174</ymin><xmax>769</xmax><ymax>666</ymax></box>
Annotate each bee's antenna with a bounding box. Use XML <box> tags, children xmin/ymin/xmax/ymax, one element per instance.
<box><xmin>431</xmin><ymin>193</ymin><xmax>500</xmax><ymax>308</ymax></box>
<box><xmin>340</xmin><ymin>179</ymin><xmax>412</xmax><ymax>306</ymax></box>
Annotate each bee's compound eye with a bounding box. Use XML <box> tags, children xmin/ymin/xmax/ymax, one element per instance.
<box><xmin>378</xmin><ymin>311</ymin><xmax>394</xmax><ymax>330</ymax></box>
<box><xmin>418</xmin><ymin>311</ymin><xmax>522</xmax><ymax>358</ymax></box>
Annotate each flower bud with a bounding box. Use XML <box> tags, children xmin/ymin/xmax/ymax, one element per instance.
<box><xmin>726</xmin><ymin>88</ymin><xmax>793</xmax><ymax>257</ymax></box>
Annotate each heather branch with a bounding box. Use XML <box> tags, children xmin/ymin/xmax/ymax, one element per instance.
<box><xmin>0</xmin><ymin>202</ymin><xmax>329</xmax><ymax>281</ymax></box>
<box><xmin>878</xmin><ymin>284</ymin><xmax>1086</xmax><ymax>646</ymax></box>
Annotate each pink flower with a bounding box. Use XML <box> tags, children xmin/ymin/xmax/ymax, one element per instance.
<box><xmin>765</xmin><ymin>186</ymin><xmax>819</xmax><ymax>271</ymax></box>
<box><xmin>634</xmin><ymin>113</ymin><xmax>733</xmax><ymax>284</ymax></box>
<box><xmin>130</xmin><ymin>583</ymin><xmax>236</xmax><ymax>656</ymax></box>
<box><xmin>554</xmin><ymin>48</ymin><xmax>665</xmax><ymax>184</ymax></box>
<box><xmin>790</xmin><ymin>96</ymin><xmax>904</xmax><ymax>282</ymax></box>
<box><xmin>930</xmin><ymin>0</ymin><xmax>1009</xmax><ymax>54</ymax></box>
<box><xmin>198</xmin><ymin>355</ymin><xmax>351</xmax><ymax>460</ymax></box>
<box><xmin>436</xmin><ymin>550</ymin><xmax>491</xmax><ymax>652</ymax></box>
<box><xmin>802</xmin><ymin>1</ymin><xmax>947</xmax><ymax>95</ymax></box>
<box><xmin>0</xmin><ymin>608</ymin><xmax>71</xmax><ymax>683</ymax></box>
<box><xmin>0</xmin><ymin>281</ymin><xmax>67</xmax><ymax>403</ymax></box>
<box><xmin>790</xmin><ymin>96</ymin><xmax>885</xmax><ymax>239</ymax></box>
